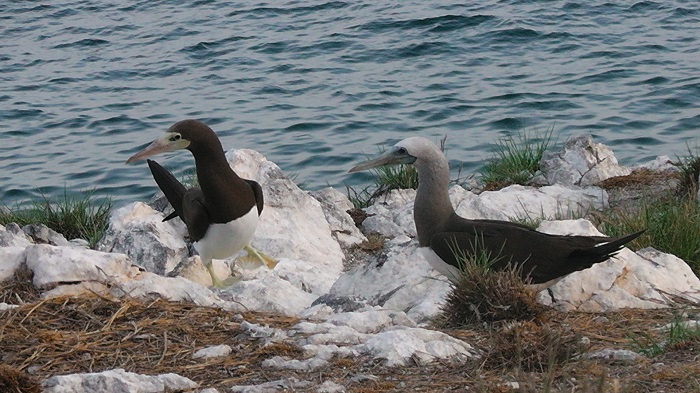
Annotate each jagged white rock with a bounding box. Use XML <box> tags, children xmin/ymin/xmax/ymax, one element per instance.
<box><xmin>0</xmin><ymin>246</ymin><xmax>25</xmax><ymax>282</ymax></box>
<box><xmin>356</xmin><ymin>326</ymin><xmax>478</xmax><ymax>366</ymax></box>
<box><xmin>22</xmin><ymin>224</ymin><xmax>71</xmax><ymax>246</ymax></box>
<box><xmin>193</xmin><ymin>345</ymin><xmax>232</xmax><ymax>359</ymax></box>
<box><xmin>42</xmin><ymin>368</ymin><xmax>198</xmax><ymax>393</ymax></box>
<box><xmin>540</xmin><ymin>135</ymin><xmax>631</xmax><ymax>187</ymax></box>
<box><xmin>265</xmin><ymin>307</ymin><xmax>474</xmax><ymax>370</ymax></box>
<box><xmin>25</xmin><ymin>244</ymin><xmax>138</xmax><ymax>288</ymax></box>
<box><xmin>585</xmin><ymin>349</ymin><xmax>642</xmax><ymax>363</ymax></box>
<box><xmin>97</xmin><ymin>202</ymin><xmax>189</xmax><ymax>275</ymax></box>
<box><xmin>330</xmin><ymin>236</ymin><xmax>452</xmax><ymax>323</ymax></box>
<box><xmin>317</xmin><ymin>380</ymin><xmax>346</xmax><ymax>393</ymax></box>
<box><xmin>311</xmin><ymin>187</ymin><xmax>367</xmax><ymax>248</ymax></box>
<box><xmin>220</xmin><ymin>274</ymin><xmax>318</xmax><ymax>315</ymax></box>
<box><xmin>229</xmin><ymin>378</ymin><xmax>312</xmax><ymax>392</ymax></box>
<box><xmin>0</xmin><ymin>302</ymin><xmax>18</xmax><ymax>311</ymax></box>
<box><xmin>226</xmin><ymin>149</ymin><xmax>345</xmax><ymax>295</ymax></box>
<box><xmin>0</xmin><ymin>223</ymin><xmax>33</xmax><ymax>248</ymax></box>
<box><xmin>114</xmin><ymin>273</ymin><xmax>244</xmax><ymax>311</ymax></box>
<box><xmin>537</xmin><ymin>220</ymin><xmax>700</xmax><ymax>311</ymax></box>
<box><xmin>458</xmin><ymin>184</ymin><xmax>608</xmax><ymax>221</ymax></box>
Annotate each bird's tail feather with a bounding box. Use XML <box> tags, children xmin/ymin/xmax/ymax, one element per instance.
<box><xmin>574</xmin><ymin>229</ymin><xmax>646</xmax><ymax>260</ymax></box>
<box><xmin>147</xmin><ymin>159</ymin><xmax>187</xmax><ymax>221</ymax></box>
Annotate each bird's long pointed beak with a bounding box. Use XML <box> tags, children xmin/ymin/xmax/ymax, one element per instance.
<box><xmin>126</xmin><ymin>138</ymin><xmax>172</xmax><ymax>164</ymax></box>
<box><xmin>348</xmin><ymin>150</ymin><xmax>399</xmax><ymax>173</ymax></box>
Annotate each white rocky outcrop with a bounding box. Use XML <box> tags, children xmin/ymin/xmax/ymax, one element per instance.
<box><xmin>97</xmin><ymin>201</ymin><xmax>189</xmax><ymax>275</ymax></box>
<box><xmin>0</xmin><ymin>246</ymin><xmax>25</xmax><ymax>282</ymax></box>
<box><xmin>42</xmin><ymin>369</ymin><xmax>198</xmax><ymax>393</ymax></box>
<box><xmin>540</xmin><ymin>135</ymin><xmax>631</xmax><ymax>187</ymax></box>
<box><xmin>538</xmin><ymin>219</ymin><xmax>700</xmax><ymax>311</ymax></box>
<box><xmin>2</xmin><ymin>138</ymin><xmax>700</xmax><ymax>392</ymax></box>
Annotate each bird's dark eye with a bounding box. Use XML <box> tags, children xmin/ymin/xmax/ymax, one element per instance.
<box><xmin>397</xmin><ymin>147</ymin><xmax>407</xmax><ymax>155</ymax></box>
<box><xmin>169</xmin><ymin>134</ymin><xmax>181</xmax><ymax>142</ymax></box>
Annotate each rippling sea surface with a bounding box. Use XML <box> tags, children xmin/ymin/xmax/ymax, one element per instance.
<box><xmin>2</xmin><ymin>0</ymin><xmax>699</xmax><ymax>206</ymax></box>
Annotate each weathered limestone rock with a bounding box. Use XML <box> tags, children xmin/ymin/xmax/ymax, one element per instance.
<box><xmin>229</xmin><ymin>378</ymin><xmax>312</xmax><ymax>392</ymax></box>
<box><xmin>266</xmin><ymin>307</ymin><xmax>476</xmax><ymax>370</ymax></box>
<box><xmin>97</xmin><ymin>202</ymin><xmax>189</xmax><ymax>276</ymax></box>
<box><xmin>330</xmin><ymin>235</ymin><xmax>452</xmax><ymax>323</ymax></box>
<box><xmin>114</xmin><ymin>273</ymin><xmax>243</xmax><ymax>311</ymax></box>
<box><xmin>631</xmin><ymin>155</ymin><xmax>677</xmax><ymax>172</ymax></box>
<box><xmin>0</xmin><ymin>223</ymin><xmax>33</xmax><ymax>247</ymax></box>
<box><xmin>42</xmin><ymin>369</ymin><xmax>198</xmax><ymax>393</ymax></box>
<box><xmin>540</xmin><ymin>135</ymin><xmax>631</xmax><ymax>187</ymax></box>
<box><xmin>454</xmin><ymin>184</ymin><xmax>607</xmax><ymax>221</ymax></box>
<box><xmin>22</xmin><ymin>224</ymin><xmax>71</xmax><ymax>246</ymax></box>
<box><xmin>585</xmin><ymin>349</ymin><xmax>643</xmax><ymax>363</ymax></box>
<box><xmin>0</xmin><ymin>246</ymin><xmax>25</xmax><ymax>282</ymax></box>
<box><xmin>537</xmin><ymin>220</ymin><xmax>700</xmax><ymax>311</ymax></box>
<box><xmin>311</xmin><ymin>187</ymin><xmax>367</xmax><ymax>248</ymax></box>
<box><xmin>25</xmin><ymin>244</ymin><xmax>138</xmax><ymax>288</ymax></box>
<box><xmin>219</xmin><ymin>274</ymin><xmax>318</xmax><ymax>315</ymax></box>
<box><xmin>356</xmin><ymin>326</ymin><xmax>477</xmax><ymax>366</ymax></box>
<box><xmin>168</xmin><ymin>256</ymin><xmax>231</xmax><ymax>288</ymax></box>
<box><xmin>192</xmin><ymin>345</ymin><xmax>232</xmax><ymax>359</ymax></box>
<box><xmin>226</xmin><ymin>149</ymin><xmax>345</xmax><ymax>294</ymax></box>
<box><xmin>362</xmin><ymin>189</ymin><xmax>416</xmax><ymax>238</ymax></box>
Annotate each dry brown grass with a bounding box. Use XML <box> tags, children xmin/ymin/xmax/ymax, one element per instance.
<box><xmin>437</xmin><ymin>261</ymin><xmax>547</xmax><ymax>327</ymax></box>
<box><xmin>0</xmin><ymin>294</ymin><xmax>303</xmax><ymax>389</ymax></box>
<box><xmin>2</xmin><ymin>274</ymin><xmax>700</xmax><ymax>392</ymax></box>
<box><xmin>1</xmin><ymin>294</ymin><xmax>699</xmax><ymax>392</ymax></box>
<box><xmin>597</xmin><ymin>168</ymin><xmax>680</xmax><ymax>189</ymax></box>
<box><xmin>0</xmin><ymin>364</ymin><xmax>41</xmax><ymax>393</ymax></box>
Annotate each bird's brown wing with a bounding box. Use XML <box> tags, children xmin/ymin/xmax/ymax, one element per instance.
<box><xmin>430</xmin><ymin>218</ymin><xmax>644</xmax><ymax>284</ymax></box>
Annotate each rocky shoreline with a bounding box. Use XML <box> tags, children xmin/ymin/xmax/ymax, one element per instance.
<box><xmin>2</xmin><ymin>135</ymin><xmax>700</xmax><ymax>392</ymax></box>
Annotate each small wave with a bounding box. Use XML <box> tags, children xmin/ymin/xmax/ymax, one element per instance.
<box><xmin>285</xmin><ymin>122</ymin><xmax>334</xmax><ymax>132</ymax></box>
<box><xmin>53</xmin><ymin>38</ymin><xmax>110</xmax><ymax>49</ymax></box>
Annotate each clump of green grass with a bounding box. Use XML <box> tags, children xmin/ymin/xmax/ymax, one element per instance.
<box><xmin>0</xmin><ymin>191</ymin><xmax>111</xmax><ymax>248</ymax></box>
<box><xmin>594</xmin><ymin>196</ymin><xmax>700</xmax><ymax>276</ymax></box>
<box><xmin>630</xmin><ymin>315</ymin><xmax>700</xmax><ymax>357</ymax></box>
<box><xmin>674</xmin><ymin>145</ymin><xmax>700</xmax><ymax>197</ymax></box>
<box><xmin>481</xmin><ymin>127</ymin><xmax>554</xmax><ymax>190</ymax></box>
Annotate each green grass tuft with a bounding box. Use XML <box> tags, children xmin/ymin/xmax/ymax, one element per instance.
<box><xmin>481</xmin><ymin>127</ymin><xmax>554</xmax><ymax>190</ymax></box>
<box><xmin>0</xmin><ymin>191</ymin><xmax>111</xmax><ymax>248</ymax></box>
<box><xmin>630</xmin><ymin>314</ymin><xmax>700</xmax><ymax>357</ymax></box>
<box><xmin>594</xmin><ymin>196</ymin><xmax>700</xmax><ymax>276</ymax></box>
<box><xmin>674</xmin><ymin>145</ymin><xmax>700</xmax><ymax>197</ymax></box>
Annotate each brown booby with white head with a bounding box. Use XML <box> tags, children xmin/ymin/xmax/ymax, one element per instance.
<box><xmin>349</xmin><ymin>137</ymin><xmax>644</xmax><ymax>290</ymax></box>
<box><xmin>126</xmin><ymin>119</ymin><xmax>276</xmax><ymax>287</ymax></box>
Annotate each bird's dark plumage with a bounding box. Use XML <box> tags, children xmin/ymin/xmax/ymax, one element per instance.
<box><xmin>429</xmin><ymin>216</ymin><xmax>645</xmax><ymax>285</ymax></box>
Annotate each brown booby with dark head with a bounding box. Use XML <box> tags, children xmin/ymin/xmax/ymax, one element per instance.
<box><xmin>349</xmin><ymin>136</ymin><xmax>644</xmax><ymax>291</ymax></box>
<box><xmin>126</xmin><ymin>119</ymin><xmax>276</xmax><ymax>287</ymax></box>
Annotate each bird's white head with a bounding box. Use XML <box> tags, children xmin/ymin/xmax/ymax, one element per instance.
<box><xmin>348</xmin><ymin>136</ymin><xmax>444</xmax><ymax>173</ymax></box>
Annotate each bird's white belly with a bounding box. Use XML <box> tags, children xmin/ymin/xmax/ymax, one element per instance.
<box><xmin>419</xmin><ymin>247</ymin><xmax>463</xmax><ymax>284</ymax></box>
<box><xmin>194</xmin><ymin>207</ymin><xmax>259</xmax><ymax>261</ymax></box>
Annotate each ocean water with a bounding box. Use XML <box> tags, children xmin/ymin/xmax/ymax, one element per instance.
<box><xmin>1</xmin><ymin>0</ymin><xmax>699</xmax><ymax>206</ymax></box>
